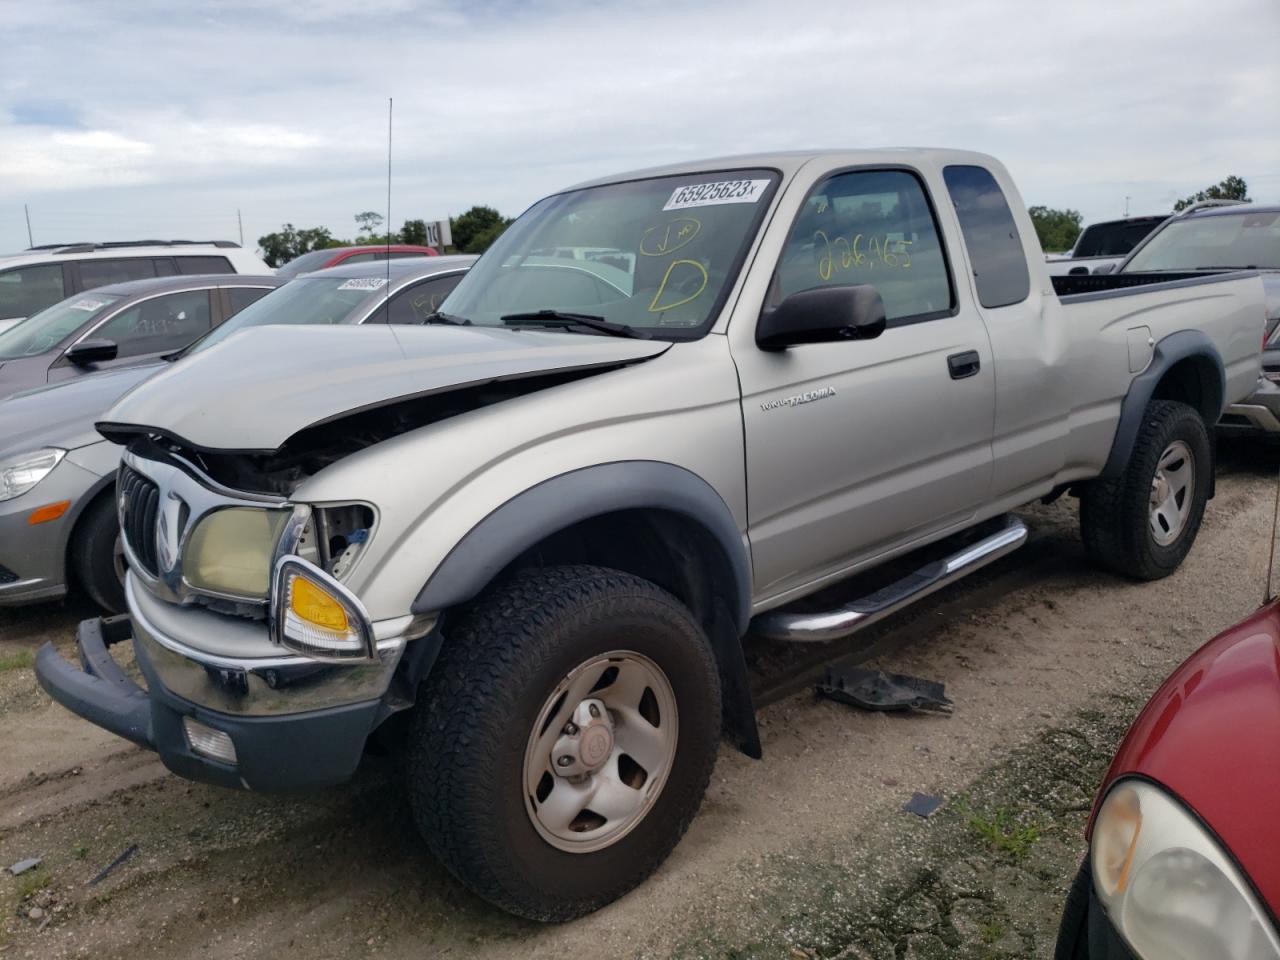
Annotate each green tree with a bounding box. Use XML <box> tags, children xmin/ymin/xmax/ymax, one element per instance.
<box><xmin>400</xmin><ymin>219</ymin><xmax>428</xmax><ymax>246</ymax></box>
<box><xmin>1027</xmin><ymin>205</ymin><xmax>1083</xmax><ymax>254</ymax></box>
<box><xmin>1174</xmin><ymin>175</ymin><xmax>1250</xmax><ymax>212</ymax></box>
<box><xmin>354</xmin><ymin>210</ymin><xmax>385</xmax><ymax>240</ymax></box>
<box><xmin>450</xmin><ymin>205</ymin><xmax>513</xmax><ymax>253</ymax></box>
<box><xmin>256</xmin><ymin>223</ymin><xmax>337</xmax><ymax>268</ymax></box>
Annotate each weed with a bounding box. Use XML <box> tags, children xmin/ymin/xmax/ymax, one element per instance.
<box><xmin>0</xmin><ymin>650</ymin><xmax>35</xmax><ymax>673</ymax></box>
<box><xmin>960</xmin><ymin>804</ymin><xmax>1042</xmax><ymax>860</ymax></box>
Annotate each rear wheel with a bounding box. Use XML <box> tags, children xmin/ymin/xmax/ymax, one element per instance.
<box><xmin>73</xmin><ymin>495</ymin><xmax>126</xmax><ymax>613</ymax></box>
<box><xmin>407</xmin><ymin>564</ymin><xmax>722</xmax><ymax>920</ymax></box>
<box><xmin>1080</xmin><ymin>400</ymin><xmax>1211</xmax><ymax>580</ymax></box>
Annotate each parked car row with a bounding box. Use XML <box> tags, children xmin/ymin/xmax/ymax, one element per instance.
<box><xmin>2</xmin><ymin>148</ymin><xmax>1276</xmax><ymax>946</ymax></box>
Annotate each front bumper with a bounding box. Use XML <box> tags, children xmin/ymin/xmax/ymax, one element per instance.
<box><xmin>35</xmin><ymin>615</ymin><xmax>397</xmax><ymax>792</ymax></box>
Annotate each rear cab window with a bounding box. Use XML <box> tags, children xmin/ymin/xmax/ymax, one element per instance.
<box><xmin>773</xmin><ymin>168</ymin><xmax>955</xmax><ymax>326</ymax></box>
<box><xmin>942</xmin><ymin>165</ymin><xmax>1031</xmax><ymax>308</ymax></box>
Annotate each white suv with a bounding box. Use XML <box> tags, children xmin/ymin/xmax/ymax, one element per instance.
<box><xmin>0</xmin><ymin>240</ymin><xmax>272</xmax><ymax>333</ymax></box>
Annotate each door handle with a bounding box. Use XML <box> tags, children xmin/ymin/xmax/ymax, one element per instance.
<box><xmin>947</xmin><ymin>350</ymin><xmax>981</xmax><ymax>380</ymax></box>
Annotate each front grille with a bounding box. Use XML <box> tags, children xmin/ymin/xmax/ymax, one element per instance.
<box><xmin>0</xmin><ymin>564</ymin><xmax>18</xmax><ymax>585</ymax></box>
<box><xmin>119</xmin><ymin>464</ymin><xmax>161</xmax><ymax>577</ymax></box>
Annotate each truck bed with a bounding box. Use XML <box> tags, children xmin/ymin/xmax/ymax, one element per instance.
<box><xmin>1051</xmin><ymin>270</ymin><xmax>1238</xmax><ymax>300</ymax></box>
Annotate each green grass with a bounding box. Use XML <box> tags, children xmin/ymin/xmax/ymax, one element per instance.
<box><xmin>0</xmin><ymin>650</ymin><xmax>35</xmax><ymax>673</ymax></box>
<box><xmin>980</xmin><ymin>919</ymin><xmax>1006</xmax><ymax>944</ymax></box>
<box><xmin>14</xmin><ymin>869</ymin><xmax>48</xmax><ymax>900</ymax></box>
<box><xmin>960</xmin><ymin>804</ymin><xmax>1042</xmax><ymax>860</ymax></box>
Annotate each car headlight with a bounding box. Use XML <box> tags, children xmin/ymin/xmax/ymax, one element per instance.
<box><xmin>1093</xmin><ymin>780</ymin><xmax>1280</xmax><ymax>960</ymax></box>
<box><xmin>0</xmin><ymin>448</ymin><xmax>65</xmax><ymax>502</ymax></box>
<box><xmin>183</xmin><ymin>507</ymin><xmax>291</xmax><ymax>599</ymax></box>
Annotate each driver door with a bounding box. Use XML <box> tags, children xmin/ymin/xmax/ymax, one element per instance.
<box><xmin>733</xmin><ymin>166</ymin><xmax>996</xmax><ymax>601</ymax></box>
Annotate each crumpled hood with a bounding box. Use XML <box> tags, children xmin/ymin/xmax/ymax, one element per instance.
<box><xmin>0</xmin><ymin>362</ymin><xmax>163</xmax><ymax>456</ymax></box>
<box><xmin>99</xmin><ymin>324</ymin><xmax>669</xmax><ymax>452</ymax></box>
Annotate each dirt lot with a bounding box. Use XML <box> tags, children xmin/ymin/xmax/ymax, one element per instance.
<box><xmin>1</xmin><ymin>439</ymin><xmax>1275</xmax><ymax>959</ymax></box>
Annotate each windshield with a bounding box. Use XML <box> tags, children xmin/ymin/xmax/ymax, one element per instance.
<box><xmin>1073</xmin><ymin>219</ymin><xmax>1162</xmax><ymax>258</ymax></box>
<box><xmin>440</xmin><ymin>169</ymin><xmax>780</xmax><ymax>338</ymax></box>
<box><xmin>275</xmin><ymin>249</ymin><xmax>339</xmax><ymax>278</ymax></box>
<box><xmin>0</xmin><ymin>292</ymin><xmax>122</xmax><ymax>360</ymax></box>
<box><xmin>191</xmin><ymin>276</ymin><xmax>385</xmax><ymax>353</ymax></box>
<box><xmin>1124</xmin><ymin>210</ymin><xmax>1280</xmax><ymax>271</ymax></box>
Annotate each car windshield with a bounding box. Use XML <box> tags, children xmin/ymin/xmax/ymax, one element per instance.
<box><xmin>191</xmin><ymin>276</ymin><xmax>385</xmax><ymax>353</ymax></box>
<box><xmin>439</xmin><ymin>169</ymin><xmax>780</xmax><ymax>338</ymax></box>
<box><xmin>1073</xmin><ymin>220</ymin><xmax>1162</xmax><ymax>258</ymax></box>
<box><xmin>0</xmin><ymin>292</ymin><xmax>122</xmax><ymax>360</ymax></box>
<box><xmin>1124</xmin><ymin>209</ymin><xmax>1280</xmax><ymax>271</ymax></box>
<box><xmin>275</xmin><ymin>249</ymin><xmax>338</xmax><ymax>278</ymax></box>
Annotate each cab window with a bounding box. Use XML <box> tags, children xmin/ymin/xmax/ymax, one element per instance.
<box><xmin>92</xmin><ymin>289</ymin><xmax>213</xmax><ymax>359</ymax></box>
<box><xmin>774</xmin><ymin>169</ymin><xmax>954</xmax><ymax>325</ymax></box>
<box><xmin>942</xmin><ymin>165</ymin><xmax>1031</xmax><ymax>308</ymax></box>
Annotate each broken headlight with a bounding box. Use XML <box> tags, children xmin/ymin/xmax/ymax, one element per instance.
<box><xmin>293</xmin><ymin>503</ymin><xmax>376</xmax><ymax>581</ymax></box>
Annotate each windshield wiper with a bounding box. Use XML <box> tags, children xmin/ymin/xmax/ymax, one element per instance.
<box><xmin>423</xmin><ymin>311</ymin><xmax>472</xmax><ymax>326</ymax></box>
<box><xmin>501</xmin><ymin>310</ymin><xmax>652</xmax><ymax>340</ymax></box>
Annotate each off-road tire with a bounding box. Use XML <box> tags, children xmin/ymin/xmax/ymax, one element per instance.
<box><xmin>1053</xmin><ymin>856</ymin><xmax>1092</xmax><ymax>960</ymax></box>
<box><xmin>73</xmin><ymin>495</ymin><xmax>126</xmax><ymax>613</ymax></box>
<box><xmin>1080</xmin><ymin>400</ymin><xmax>1210</xmax><ymax>580</ymax></box>
<box><xmin>407</xmin><ymin>564</ymin><xmax>722</xmax><ymax>921</ymax></box>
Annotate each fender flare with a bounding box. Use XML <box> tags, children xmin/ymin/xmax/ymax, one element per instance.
<box><xmin>1100</xmin><ymin>330</ymin><xmax>1225</xmax><ymax>479</ymax></box>
<box><xmin>411</xmin><ymin>460</ymin><xmax>754</xmax><ymax>634</ymax></box>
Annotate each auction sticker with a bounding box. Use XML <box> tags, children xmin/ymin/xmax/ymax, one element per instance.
<box><xmin>337</xmin><ymin>278</ymin><xmax>389</xmax><ymax>291</ymax></box>
<box><xmin>663</xmin><ymin>179</ymin><xmax>770</xmax><ymax>211</ymax></box>
<box><xmin>70</xmin><ymin>298</ymin><xmax>107</xmax><ymax>311</ymax></box>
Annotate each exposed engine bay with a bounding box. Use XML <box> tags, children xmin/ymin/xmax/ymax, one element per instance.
<box><xmin>132</xmin><ymin>367</ymin><xmax>607</xmax><ymax>496</ymax></box>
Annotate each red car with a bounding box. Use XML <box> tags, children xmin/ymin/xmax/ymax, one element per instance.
<box><xmin>1056</xmin><ymin>600</ymin><xmax>1280</xmax><ymax>959</ymax></box>
<box><xmin>275</xmin><ymin>244</ymin><xmax>438</xmax><ymax>278</ymax></box>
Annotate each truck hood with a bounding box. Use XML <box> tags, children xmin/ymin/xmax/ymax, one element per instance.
<box><xmin>99</xmin><ymin>324</ymin><xmax>670</xmax><ymax>453</ymax></box>
<box><xmin>0</xmin><ymin>362</ymin><xmax>163</xmax><ymax>456</ymax></box>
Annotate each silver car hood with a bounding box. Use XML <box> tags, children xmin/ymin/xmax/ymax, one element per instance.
<box><xmin>0</xmin><ymin>362</ymin><xmax>163</xmax><ymax>455</ymax></box>
<box><xmin>99</xmin><ymin>324</ymin><xmax>669</xmax><ymax>452</ymax></box>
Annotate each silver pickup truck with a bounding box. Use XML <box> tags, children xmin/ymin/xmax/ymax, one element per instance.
<box><xmin>36</xmin><ymin>149</ymin><xmax>1264</xmax><ymax>921</ymax></box>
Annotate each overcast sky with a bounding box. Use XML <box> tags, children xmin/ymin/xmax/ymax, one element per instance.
<box><xmin>1</xmin><ymin>0</ymin><xmax>1277</xmax><ymax>255</ymax></box>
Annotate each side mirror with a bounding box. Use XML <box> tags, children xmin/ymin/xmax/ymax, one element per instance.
<box><xmin>1092</xmin><ymin>262</ymin><xmax>1117</xmax><ymax>275</ymax></box>
<box><xmin>64</xmin><ymin>339</ymin><xmax>119</xmax><ymax>366</ymax></box>
<box><xmin>756</xmin><ymin>285</ymin><xmax>886</xmax><ymax>351</ymax></box>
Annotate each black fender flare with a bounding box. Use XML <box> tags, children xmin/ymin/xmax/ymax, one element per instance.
<box><xmin>412</xmin><ymin>460</ymin><xmax>752</xmax><ymax>630</ymax></box>
<box><xmin>1100</xmin><ymin>330</ymin><xmax>1225</xmax><ymax>480</ymax></box>
<box><xmin>411</xmin><ymin>461</ymin><xmax>762</xmax><ymax>757</ymax></box>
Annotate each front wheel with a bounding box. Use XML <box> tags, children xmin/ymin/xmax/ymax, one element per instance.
<box><xmin>1080</xmin><ymin>400</ymin><xmax>1211</xmax><ymax>580</ymax></box>
<box><xmin>408</xmin><ymin>565</ymin><xmax>722</xmax><ymax>921</ymax></box>
<box><xmin>72</xmin><ymin>495</ymin><xmax>127</xmax><ymax>613</ymax></box>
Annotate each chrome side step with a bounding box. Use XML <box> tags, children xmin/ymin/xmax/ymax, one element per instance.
<box><xmin>751</xmin><ymin>515</ymin><xmax>1028</xmax><ymax>643</ymax></box>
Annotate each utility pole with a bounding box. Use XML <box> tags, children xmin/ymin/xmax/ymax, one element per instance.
<box><xmin>24</xmin><ymin>204</ymin><xmax>33</xmax><ymax>247</ymax></box>
<box><xmin>1124</xmin><ymin>195</ymin><xmax>1130</xmax><ymax>217</ymax></box>
<box><xmin>237</xmin><ymin>209</ymin><xmax>244</xmax><ymax>246</ymax></box>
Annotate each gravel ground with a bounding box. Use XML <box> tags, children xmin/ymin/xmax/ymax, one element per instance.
<box><xmin>0</xmin><ymin>438</ymin><xmax>1274</xmax><ymax>959</ymax></box>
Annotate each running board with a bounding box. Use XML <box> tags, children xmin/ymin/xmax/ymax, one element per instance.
<box><xmin>751</xmin><ymin>515</ymin><xmax>1028</xmax><ymax>643</ymax></box>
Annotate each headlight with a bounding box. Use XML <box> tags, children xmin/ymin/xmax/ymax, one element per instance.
<box><xmin>271</xmin><ymin>556</ymin><xmax>374</xmax><ymax>661</ymax></box>
<box><xmin>0</xmin><ymin>448</ymin><xmax>65</xmax><ymax>502</ymax></box>
<box><xmin>183</xmin><ymin>507</ymin><xmax>291</xmax><ymax>598</ymax></box>
<box><xmin>1092</xmin><ymin>781</ymin><xmax>1280</xmax><ymax>960</ymax></box>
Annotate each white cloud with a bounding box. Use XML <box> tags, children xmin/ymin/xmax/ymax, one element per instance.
<box><xmin>0</xmin><ymin>0</ymin><xmax>1277</xmax><ymax>251</ymax></box>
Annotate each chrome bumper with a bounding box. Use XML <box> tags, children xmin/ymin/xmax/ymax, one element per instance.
<box><xmin>127</xmin><ymin>574</ymin><xmax>409</xmax><ymax>716</ymax></box>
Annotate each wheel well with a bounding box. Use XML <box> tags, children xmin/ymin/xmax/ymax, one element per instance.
<box><xmin>496</xmin><ymin>508</ymin><xmax>738</xmax><ymax>637</ymax></box>
<box><xmin>1150</xmin><ymin>355</ymin><xmax>1222</xmax><ymax>424</ymax></box>
<box><xmin>65</xmin><ymin>482</ymin><xmax>115</xmax><ymax>586</ymax></box>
